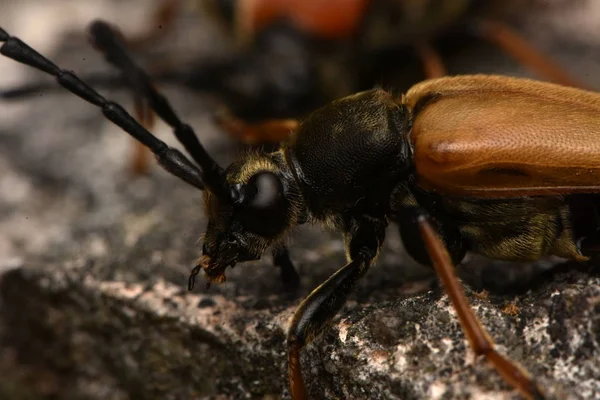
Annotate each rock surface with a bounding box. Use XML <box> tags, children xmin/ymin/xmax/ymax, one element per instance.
<box><xmin>1</xmin><ymin>1</ymin><xmax>600</xmax><ymax>399</ymax></box>
<box><xmin>2</xmin><ymin>254</ymin><xmax>600</xmax><ymax>400</ymax></box>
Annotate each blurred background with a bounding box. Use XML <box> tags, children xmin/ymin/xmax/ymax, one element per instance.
<box><xmin>1</xmin><ymin>0</ymin><xmax>600</xmax><ymax>398</ymax></box>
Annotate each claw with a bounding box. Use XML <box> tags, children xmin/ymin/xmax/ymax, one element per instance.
<box><xmin>202</xmin><ymin>254</ymin><xmax>229</xmax><ymax>284</ymax></box>
<box><xmin>188</xmin><ymin>264</ymin><xmax>202</xmax><ymax>291</ymax></box>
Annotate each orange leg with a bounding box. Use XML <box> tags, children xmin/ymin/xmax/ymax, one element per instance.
<box><xmin>415</xmin><ymin>41</ymin><xmax>447</xmax><ymax>79</ymax></box>
<box><xmin>131</xmin><ymin>96</ymin><xmax>155</xmax><ymax>175</ymax></box>
<box><xmin>215</xmin><ymin>108</ymin><xmax>299</xmax><ymax>144</ymax></box>
<box><xmin>418</xmin><ymin>214</ymin><xmax>546</xmax><ymax>400</ymax></box>
<box><xmin>288</xmin><ymin>345</ymin><xmax>307</xmax><ymax>400</ymax></box>
<box><xmin>473</xmin><ymin>18</ymin><xmax>582</xmax><ymax>88</ymax></box>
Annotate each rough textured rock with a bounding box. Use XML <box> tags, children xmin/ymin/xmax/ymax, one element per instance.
<box><xmin>2</xmin><ymin>256</ymin><xmax>600</xmax><ymax>399</ymax></box>
<box><xmin>1</xmin><ymin>1</ymin><xmax>600</xmax><ymax>399</ymax></box>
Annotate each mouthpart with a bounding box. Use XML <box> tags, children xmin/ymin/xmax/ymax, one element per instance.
<box><xmin>188</xmin><ymin>255</ymin><xmax>237</xmax><ymax>291</ymax></box>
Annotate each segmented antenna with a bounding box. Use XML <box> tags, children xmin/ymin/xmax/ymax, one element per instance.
<box><xmin>0</xmin><ymin>27</ymin><xmax>212</xmax><ymax>193</ymax></box>
<box><xmin>88</xmin><ymin>20</ymin><xmax>232</xmax><ymax>201</ymax></box>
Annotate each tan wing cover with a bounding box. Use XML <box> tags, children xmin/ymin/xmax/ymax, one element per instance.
<box><xmin>404</xmin><ymin>75</ymin><xmax>600</xmax><ymax>197</ymax></box>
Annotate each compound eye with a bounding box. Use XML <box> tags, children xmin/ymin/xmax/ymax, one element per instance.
<box><xmin>247</xmin><ymin>172</ymin><xmax>284</xmax><ymax>211</ymax></box>
<box><xmin>237</xmin><ymin>171</ymin><xmax>288</xmax><ymax>237</ymax></box>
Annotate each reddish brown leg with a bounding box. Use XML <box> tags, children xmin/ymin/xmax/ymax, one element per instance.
<box><xmin>126</xmin><ymin>0</ymin><xmax>182</xmax><ymax>48</ymax></box>
<box><xmin>131</xmin><ymin>96</ymin><xmax>155</xmax><ymax>175</ymax></box>
<box><xmin>288</xmin><ymin>344</ymin><xmax>307</xmax><ymax>400</ymax></box>
<box><xmin>415</xmin><ymin>41</ymin><xmax>447</xmax><ymax>79</ymax></box>
<box><xmin>215</xmin><ymin>108</ymin><xmax>299</xmax><ymax>144</ymax></box>
<box><xmin>473</xmin><ymin>18</ymin><xmax>582</xmax><ymax>88</ymax></box>
<box><xmin>417</xmin><ymin>214</ymin><xmax>546</xmax><ymax>400</ymax></box>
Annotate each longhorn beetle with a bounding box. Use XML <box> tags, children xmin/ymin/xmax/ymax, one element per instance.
<box><xmin>2</xmin><ymin>22</ymin><xmax>599</xmax><ymax>399</ymax></box>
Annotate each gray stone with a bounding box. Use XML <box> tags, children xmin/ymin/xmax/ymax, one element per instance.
<box><xmin>1</xmin><ymin>252</ymin><xmax>600</xmax><ymax>399</ymax></box>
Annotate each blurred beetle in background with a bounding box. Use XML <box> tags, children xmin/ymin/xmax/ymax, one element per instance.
<box><xmin>1</xmin><ymin>0</ymin><xmax>583</xmax><ymax>174</ymax></box>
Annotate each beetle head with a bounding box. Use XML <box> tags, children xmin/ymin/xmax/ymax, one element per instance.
<box><xmin>192</xmin><ymin>152</ymin><xmax>302</xmax><ymax>288</ymax></box>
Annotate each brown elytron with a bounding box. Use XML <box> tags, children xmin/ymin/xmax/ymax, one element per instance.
<box><xmin>408</xmin><ymin>75</ymin><xmax>600</xmax><ymax>197</ymax></box>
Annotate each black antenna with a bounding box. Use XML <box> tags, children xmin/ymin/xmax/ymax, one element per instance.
<box><xmin>88</xmin><ymin>20</ymin><xmax>232</xmax><ymax>201</ymax></box>
<box><xmin>0</xmin><ymin>27</ymin><xmax>207</xmax><ymax>191</ymax></box>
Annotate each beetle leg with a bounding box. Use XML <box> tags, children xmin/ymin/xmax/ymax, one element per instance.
<box><xmin>472</xmin><ymin>18</ymin><xmax>581</xmax><ymax>88</ymax></box>
<box><xmin>397</xmin><ymin>206</ymin><xmax>466</xmax><ymax>267</ymax></box>
<box><xmin>131</xmin><ymin>95</ymin><xmax>155</xmax><ymax>175</ymax></box>
<box><xmin>414</xmin><ymin>42</ymin><xmax>447</xmax><ymax>79</ymax></box>
<box><xmin>417</xmin><ymin>210</ymin><xmax>546</xmax><ymax>400</ymax></box>
<box><xmin>288</xmin><ymin>218</ymin><xmax>385</xmax><ymax>399</ymax></box>
<box><xmin>215</xmin><ymin>107</ymin><xmax>299</xmax><ymax>144</ymax></box>
<box><xmin>288</xmin><ymin>262</ymin><xmax>372</xmax><ymax>399</ymax></box>
<box><xmin>272</xmin><ymin>245</ymin><xmax>300</xmax><ymax>293</ymax></box>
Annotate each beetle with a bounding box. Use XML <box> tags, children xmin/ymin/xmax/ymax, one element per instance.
<box><xmin>2</xmin><ymin>23</ymin><xmax>599</xmax><ymax>400</ymax></box>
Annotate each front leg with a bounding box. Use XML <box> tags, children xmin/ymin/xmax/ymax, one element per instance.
<box><xmin>287</xmin><ymin>217</ymin><xmax>385</xmax><ymax>399</ymax></box>
<box><xmin>272</xmin><ymin>245</ymin><xmax>300</xmax><ymax>293</ymax></box>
